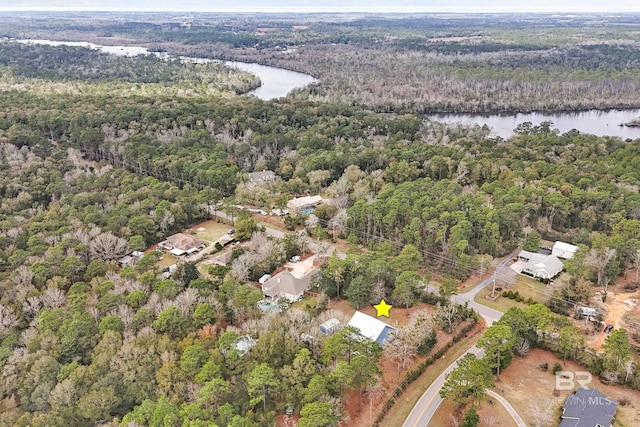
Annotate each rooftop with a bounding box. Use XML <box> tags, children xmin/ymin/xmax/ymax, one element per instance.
<box><xmin>559</xmin><ymin>388</ymin><xmax>618</xmax><ymax>427</ymax></box>
<box><xmin>347</xmin><ymin>311</ymin><xmax>396</xmax><ymax>346</ymax></box>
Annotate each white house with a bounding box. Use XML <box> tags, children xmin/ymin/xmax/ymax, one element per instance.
<box><xmin>286</xmin><ymin>195</ymin><xmax>323</xmax><ymax>213</ymax></box>
<box><xmin>552</xmin><ymin>241</ymin><xmax>579</xmax><ymax>260</ymax></box>
<box><xmin>518</xmin><ymin>250</ymin><xmax>564</xmax><ymax>280</ymax></box>
<box><xmin>347</xmin><ymin>311</ymin><xmax>396</xmax><ymax>346</ymax></box>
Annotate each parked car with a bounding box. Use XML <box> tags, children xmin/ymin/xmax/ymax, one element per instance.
<box><xmin>604</xmin><ymin>324</ymin><xmax>614</xmax><ymax>333</ymax></box>
<box><xmin>290</xmin><ymin>255</ymin><xmax>301</xmax><ymax>263</ymax></box>
<box><xmin>227</xmin><ymin>229</ymin><xmax>235</xmax><ymax>235</ymax></box>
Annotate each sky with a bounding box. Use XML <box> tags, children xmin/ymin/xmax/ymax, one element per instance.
<box><xmin>0</xmin><ymin>0</ymin><xmax>639</xmax><ymax>13</ymax></box>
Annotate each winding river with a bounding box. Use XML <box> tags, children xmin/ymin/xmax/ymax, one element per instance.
<box><xmin>15</xmin><ymin>39</ymin><xmax>640</xmax><ymax>139</ymax></box>
<box><xmin>16</xmin><ymin>39</ymin><xmax>317</xmax><ymax>101</ymax></box>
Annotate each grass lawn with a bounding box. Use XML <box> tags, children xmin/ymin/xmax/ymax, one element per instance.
<box><xmin>190</xmin><ymin>219</ymin><xmax>231</xmax><ymax>243</ymax></box>
<box><xmin>379</xmin><ymin>326</ymin><xmax>483</xmax><ymax>427</ymax></box>
<box><xmin>475</xmin><ymin>275</ymin><xmax>550</xmax><ymax>312</ymax></box>
<box><xmin>156</xmin><ymin>253</ymin><xmax>179</xmax><ymax>269</ymax></box>
<box><xmin>291</xmin><ymin>296</ymin><xmax>317</xmax><ymax>311</ymax></box>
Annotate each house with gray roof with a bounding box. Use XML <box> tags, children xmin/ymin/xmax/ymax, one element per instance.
<box><xmin>248</xmin><ymin>170</ymin><xmax>277</xmax><ymax>186</ymax></box>
<box><xmin>559</xmin><ymin>388</ymin><xmax>618</xmax><ymax>427</ymax></box>
<box><xmin>517</xmin><ymin>250</ymin><xmax>564</xmax><ymax>281</ymax></box>
<box><xmin>261</xmin><ymin>268</ymin><xmax>318</xmax><ymax>302</ymax></box>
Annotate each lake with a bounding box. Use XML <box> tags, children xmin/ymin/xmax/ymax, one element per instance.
<box><xmin>432</xmin><ymin>109</ymin><xmax>640</xmax><ymax>140</ymax></box>
<box><xmin>15</xmin><ymin>39</ymin><xmax>640</xmax><ymax>139</ymax></box>
<box><xmin>16</xmin><ymin>39</ymin><xmax>317</xmax><ymax>101</ymax></box>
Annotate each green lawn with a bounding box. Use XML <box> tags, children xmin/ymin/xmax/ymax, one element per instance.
<box><xmin>475</xmin><ymin>274</ymin><xmax>551</xmax><ymax>311</ymax></box>
<box><xmin>190</xmin><ymin>219</ymin><xmax>231</xmax><ymax>243</ymax></box>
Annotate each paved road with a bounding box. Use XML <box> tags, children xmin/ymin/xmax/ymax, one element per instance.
<box><xmin>213</xmin><ymin>210</ymin><xmax>347</xmax><ymax>259</ymax></box>
<box><xmin>402</xmin><ymin>253</ymin><xmax>518</xmax><ymax>427</ymax></box>
<box><xmin>485</xmin><ymin>389</ymin><xmax>527</xmax><ymax>427</ymax></box>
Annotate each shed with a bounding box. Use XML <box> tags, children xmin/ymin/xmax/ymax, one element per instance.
<box><xmin>259</xmin><ymin>274</ymin><xmax>272</xmax><ymax>284</ymax></box>
<box><xmin>553</xmin><ymin>241</ymin><xmax>579</xmax><ymax>260</ymax></box>
<box><xmin>577</xmin><ymin>306</ymin><xmax>597</xmax><ymax>319</ymax></box>
<box><xmin>347</xmin><ymin>311</ymin><xmax>396</xmax><ymax>346</ymax></box>
<box><xmin>319</xmin><ymin>318</ymin><xmax>341</xmax><ymax>335</ymax></box>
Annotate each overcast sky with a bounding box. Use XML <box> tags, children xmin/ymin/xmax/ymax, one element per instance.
<box><xmin>1</xmin><ymin>1</ymin><xmax>639</xmax><ymax>13</ymax></box>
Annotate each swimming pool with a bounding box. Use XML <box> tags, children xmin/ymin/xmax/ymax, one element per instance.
<box><xmin>257</xmin><ymin>300</ymin><xmax>281</xmax><ymax>311</ymax></box>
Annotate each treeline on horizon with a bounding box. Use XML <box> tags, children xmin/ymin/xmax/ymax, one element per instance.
<box><xmin>2</xmin><ymin>15</ymin><xmax>640</xmax><ymax>426</ymax></box>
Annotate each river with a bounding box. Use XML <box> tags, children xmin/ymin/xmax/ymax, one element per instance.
<box><xmin>433</xmin><ymin>109</ymin><xmax>640</xmax><ymax>140</ymax></box>
<box><xmin>16</xmin><ymin>39</ymin><xmax>317</xmax><ymax>101</ymax></box>
<box><xmin>14</xmin><ymin>39</ymin><xmax>640</xmax><ymax>139</ymax></box>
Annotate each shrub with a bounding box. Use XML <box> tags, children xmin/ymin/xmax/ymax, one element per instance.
<box><xmin>552</xmin><ymin>362</ymin><xmax>563</xmax><ymax>375</ymax></box>
<box><xmin>417</xmin><ymin>331</ymin><xmax>437</xmax><ymax>356</ymax></box>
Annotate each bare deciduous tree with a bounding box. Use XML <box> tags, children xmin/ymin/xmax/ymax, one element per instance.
<box><xmin>230</xmin><ymin>253</ymin><xmax>255</xmax><ymax>283</ymax></box>
<box><xmin>528</xmin><ymin>398</ymin><xmax>555</xmax><ymax>427</ymax></box>
<box><xmin>22</xmin><ymin>296</ymin><xmax>41</xmax><ymax>321</ymax></box>
<box><xmin>90</xmin><ymin>232</ymin><xmax>129</xmax><ymax>260</ymax></box>
<box><xmin>41</xmin><ymin>287</ymin><xmax>66</xmax><ymax>309</ymax></box>
<box><xmin>385</xmin><ymin>309</ymin><xmax>433</xmax><ymax>373</ymax></box>
<box><xmin>586</xmin><ymin>246</ymin><xmax>616</xmax><ymax>295</ymax></box>
<box><xmin>12</xmin><ymin>266</ymin><xmax>33</xmax><ymax>288</ymax></box>
<box><xmin>434</xmin><ymin>302</ymin><xmax>460</xmax><ymax>333</ymax></box>
<box><xmin>0</xmin><ymin>304</ymin><xmax>19</xmax><ymax>334</ymax></box>
<box><xmin>515</xmin><ymin>338</ymin><xmax>531</xmax><ymax>356</ymax></box>
<box><xmin>175</xmin><ymin>288</ymin><xmax>199</xmax><ymax>317</ymax></box>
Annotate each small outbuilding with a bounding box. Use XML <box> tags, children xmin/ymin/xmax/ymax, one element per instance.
<box><xmin>319</xmin><ymin>318</ymin><xmax>341</xmax><ymax>335</ymax></box>
<box><xmin>553</xmin><ymin>241</ymin><xmax>579</xmax><ymax>260</ymax></box>
<box><xmin>347</xmin><ymin>311</ymin><xmax>396</xmax><ymax>346</ymax></box>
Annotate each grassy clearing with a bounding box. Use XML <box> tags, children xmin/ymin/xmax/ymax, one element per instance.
<box><xmin>190</xmin><ymin>219</ymin><xmax>231</xmax><ymax>243</ymax></box>
<box><xmin>475</xmin><ymin>275</ymin><xmax>550</xmax><ymax>311</ymax></box>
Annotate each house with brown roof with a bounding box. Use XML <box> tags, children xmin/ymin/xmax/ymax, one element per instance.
<box><xmin>159</xmin><ymin>233</ymin><xmax>205</xmax><ymax>256</ymax></box>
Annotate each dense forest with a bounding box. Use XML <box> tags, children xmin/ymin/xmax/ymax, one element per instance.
<box><xmin>2</xmin><ymin>13</ymin><xmax>640</xmax><ymax>427</ymax></box>
<box><xmin>5</xmin><ymin>12</ymin><xmax>640</xmax><ymax>113</ymax></box>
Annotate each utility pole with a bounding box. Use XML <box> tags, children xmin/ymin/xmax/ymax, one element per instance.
<box><xmin>491</xmin><ymin>270</ymin><xmax>497</xmax><ymax>298</ymax></box>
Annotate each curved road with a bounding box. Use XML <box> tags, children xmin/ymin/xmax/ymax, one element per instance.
<box><xmin>485</xmin><ymin>389</ymin><xmax>527</xmax><ymax>427</ymax></box>
<box><xmin>402</xmin><ymin>255</ymin><xmax>519</xmax><ymax>427</ymax></box>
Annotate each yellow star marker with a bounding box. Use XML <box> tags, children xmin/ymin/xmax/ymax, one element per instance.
<box><xmin>374</xmin><ymin>299</ymin><xmax>392</xmax><ymax>317</ymax></box>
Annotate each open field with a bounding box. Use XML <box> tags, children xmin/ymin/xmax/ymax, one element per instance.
<box><xmin>189</xmin><ymin>219</ymin><xmax>232</xmax><ymax>243</ymax></box>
